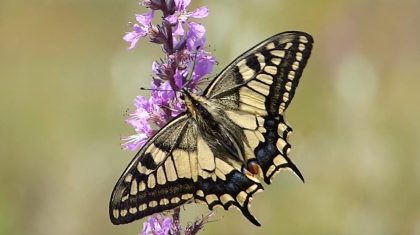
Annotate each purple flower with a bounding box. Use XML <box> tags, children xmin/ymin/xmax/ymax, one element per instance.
<box><xmin>151</xmin><ymin>81</ymin><xmax>176</xmax><ymax>106</ymax></box>
<box><xmin>124</xmin><ymin>10</ymin><xmax>155</xmax><ymax>49</ymax></box>
<box><xmin>186</xmin><ymin>22</ymin><xmax>206</xmax><ymax>50</ymax></box>
<box><xmin>165</xmin><ymin>0</ymin><xmax>208</xmax><ymax>36</ymax></box>
<box><xmin>141</xmin><ymin>214</ymin><xmax>174</xmax><ymax>235</ymax></box>
<box><xmin>170</xmin><ymin>97</ymin><xmax>185</xmax><ymax>117</ymax></box>
<box><xmin>122</xmin><ymin>96</ymin><xmax>154</xmax><ymax>150</ymax></box>
<box><xmin>174</xmin><ymin>68</ymin><xmax>188</xmax><ymax>88</ymax></box>
<box><xmin>190</xmin><ymin>50</ymin><xmax>215</xmax><ymax>86</ymax></box>
<box><xmin>121</xmin><ymin>132</ymin><xmax>149</xmax><ymax>151</ymax></box>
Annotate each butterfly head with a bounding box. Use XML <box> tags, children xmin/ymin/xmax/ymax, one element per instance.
<box><xmin>180</xmin><ymin>89</ymin><xmax>210</xmax><ymax>119</ymax></box>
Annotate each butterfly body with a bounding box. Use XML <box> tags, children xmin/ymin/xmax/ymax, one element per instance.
<box><xmin>110</xmin><ymin>31</ymin><xmax>313</xmax><ymax>226</ymax></box>
<box><xmin>183</xmin><ymin>89</ymin><xmax>249</xmax><ymax>165</ymax></box>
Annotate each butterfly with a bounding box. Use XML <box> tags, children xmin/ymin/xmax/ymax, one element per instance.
<box><xmin>110</xmin><ymin>31</ymin><xmax>313</xmax><ymax>226</ymax></box>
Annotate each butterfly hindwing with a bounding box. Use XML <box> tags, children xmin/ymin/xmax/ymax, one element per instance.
<box><xmin>194</xmin><ymin>154</ymin><xmax>264</xmax><ymax>226</ymax></box>
<box><xmin>252</xmin><ymin>115</ymin><xmax>304</xmax><ymax>184</ymax></box>
<box><xmin>195</xmin><ymin>168</ymin><xmax>263</xmax><ymax>226</ymax></box>
<box><xmin>223</xmin><ymin>110</ymin><xmax>304</xmax><ymax>184</ymax></box>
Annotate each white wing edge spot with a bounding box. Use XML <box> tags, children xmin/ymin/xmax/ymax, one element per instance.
<box><xmin>129</xmin><ymin>207</ymin><xmax>138</xmax><ymax>214</ymax></box>
<box><xmin>149</xmin><ymin>200</ymin><xmax>158</xmax><ymax>208</ymax></box>
<box><xmin>236</xmin><ymin>191</ymin><xmax>247</xmax><ymax>207</ymax></box>
<box><xmin>120</xmin><ymin>209</ymin><xmax>128</xmax><ymax>217</ymax></box>
<box><xmin>299</xmin><ymin>36</ymin><xmax>309</xmax><ymax>43</ymax></box>
<box><xmin>113</xmin><ymin>209</ymin><xmax>119</xmax><ymax>219</ymax></box>
<box><xmin>292</xmin><ymin>61</ymin><xmax>299</xmax><ymax>71</ymax></box>
<box><xmin>171</xmin><ymin>197</ymin><xmax>181</xmax><ymax>204</ymax></box>
<box><xmin>288</xmin><ymin>71</ymin><xmax>295</xmax><ymax>80</ymax></box>
<box><xmin>130</xmin><ymin>179</ymin><xmax>138</xmax><ymax>195</ymax></box>
<box><xmin>298</xmin><ymin>43</ymin><xmax>306</xmax><ymax>51</ymax></box>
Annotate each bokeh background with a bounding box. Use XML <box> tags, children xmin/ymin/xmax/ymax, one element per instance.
<box><xmin>1</xmin><ymin>0</ymin><xmax>420</xmax><ymax>234</ymax></box>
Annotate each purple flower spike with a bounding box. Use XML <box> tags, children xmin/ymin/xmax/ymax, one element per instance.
<box><xmin>122</xmin><ymin>1</ymin><xmax>216</xmax><ymax>233</ymax></box>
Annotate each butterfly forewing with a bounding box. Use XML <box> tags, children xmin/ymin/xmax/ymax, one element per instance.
<box><xmin>109</xmin><ymin>115</ymin><xmax>194</xmax><ymax>224</ymax></box>
<box><xmin>205</xmin><ymin>31</ymin><xmax>313</xmax><ymax>115</ymax></box>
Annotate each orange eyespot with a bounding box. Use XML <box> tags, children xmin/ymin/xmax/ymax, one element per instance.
<box><xmin>246</xmin><ymin>161</ymin><xmax>260</xmax><ymax>175</ymax></box>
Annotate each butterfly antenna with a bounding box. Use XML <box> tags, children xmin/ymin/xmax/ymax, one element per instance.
<box><xmin>140</xmin><ymin>87</ymin><xmax>176</xmax><ymax>92</ymax></box>
<box><xmin>140</xmin><ymin>87</ymin><xmax>185</xmax><ymax>104</ymax></box>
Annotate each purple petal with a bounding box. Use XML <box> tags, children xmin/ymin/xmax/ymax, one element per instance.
<box><xmin>151</xmin><ymin>81</ymin><xmax>175</xmax><ymax>105</ymax></box>
<box><xmin>121</xmin><ymin>132</ymin><xmax>149</xmax><ymax>151</ymax></box>
<box><xmin>140</xmin><ymin>215</ymin><xmax>174</xmax><ymax>235</ymax></box>
<box><xmin>165</xmin><ymin>15</ymin><xmax>178</xmax><ymax>24</ymax></box>
<box><xmin>127</xmin><ymin>110</ymin><xmax>150</xmax><ymax>126</ymax></box>
<box><xmin>193</xmin><ymin>52</ymin><xmax>215</xmax><ymax>80</ymax></box>
<box><xmin>126</xmin><ymin>101</ymin><xmax>151</xmax><ymax>128</ymax></box>
<box><xmin>141</xmin><ymin>220</ymin><xmax>151</xmax><ymax>235</ymax></box>
<box><xmin>159</xmin><ymin>81</ymin><xmax>176</xmax><ymax>100</ymax></box>
<box><xmin>174</xmin><ymin>0</ymin><xmax>191</xmax><ymax>11</ymax></box>
<box><xmin>123</xmin><ymin>32</ymin><xmax>141</xmax><ymax>49</ymax></box>
<box><xmin>133</xmin><ymin>96</ymin><xmax>150</xmax><ymax>110</ymax></box>
<box><xmin>186</xmin><ymin>22</ymin><xmax>206</xmax><ymax>50</ymax></box>
<box><xmin>190</xmin><ymin>6</ymin><xmax>209</xmax><ymax>18</ymax></box>
<box><xmin>189</xmin><ymin>22</ymin><xmax>205</xmax><ymax>38</ymax></box>
<box><xmin>141</xmin><ymin>217</ymin><xmax>157</xmax><ymax>235</ymax></box>
<box><xmin>172</xmin><ymin>22</ymin><xmax>185</xmax><ymax>36</ymax></box>
<box><xmin>161</xmin><ymin>217</ymin><xmax>174</xmax><ymax>234</ymax></box>
<box><xmin>123</xmin><ymin>21</ymin><xmax>151</xmax><ymax>49</ymax></box>
<box><xmin>174</xmin><ymin>69</ymin><xmax>187</xmax><ymax>88</ymax></box>
<box><xmin>123</xmin><ymin>24</ymin><xmax>148</xmax><ymax>49</ymax></box>
<box><xmin>197</xmin><ymin>52</ymin><xmax>216</xmax><ymax>74</ymax></box>
<box><xmin>136</xmin><ymin>10</ymin><xmax>154</xmax><ymax>26</ymax></box>
<box><xmin>170</xmin><ymin>100</ymin><xmax>185</xmax><ymax>117</ymax></box>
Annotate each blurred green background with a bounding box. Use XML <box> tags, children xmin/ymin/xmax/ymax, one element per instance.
<box><xmin>1</xmin><ymin>0</ymin><xmax>420</xmax><ymax>234</ymax></box>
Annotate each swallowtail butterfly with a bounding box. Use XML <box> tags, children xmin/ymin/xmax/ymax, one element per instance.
<box><xmin>110</xmin><ymin>31</ymin><xmax>313</xmax><ymax>226</ymax></box>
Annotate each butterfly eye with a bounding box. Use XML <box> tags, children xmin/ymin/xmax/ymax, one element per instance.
<box><xmin>179</xmin><ymin>94</ymin><xmax>185</xmax><ymax>100</ymax></box>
